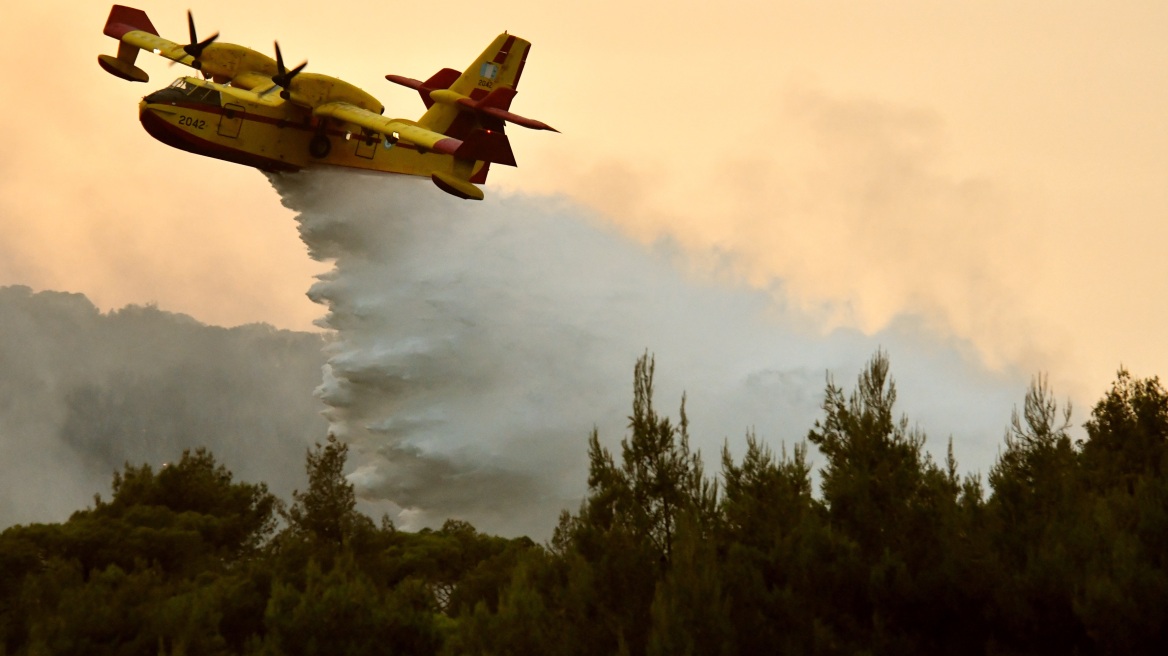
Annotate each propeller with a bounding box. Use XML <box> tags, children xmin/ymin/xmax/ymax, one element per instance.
<box><xmin>182</xmin><ymin>10</ymin><xmax>219</xmax><ymax>69</ymax></box>
<box><xmin>271</xmin><ymin>42</ymin><xmax>307</xmax><ymax>100</ymax></box>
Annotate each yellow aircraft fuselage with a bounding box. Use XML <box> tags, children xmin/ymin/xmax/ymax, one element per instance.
<box><xmin>138</xmin><ymin>76</ymin><xmax>485</xmax><ymax>182</ymax></box>
<box><xmin>99</xmin><ymin>5</ymin><xmax>552</xmax><ymax>199</ymax></box>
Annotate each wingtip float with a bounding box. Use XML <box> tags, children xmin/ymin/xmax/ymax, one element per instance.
<box><xmin>98</xmin><ymin>5</ymin><xmax>556</xmax><ymax>200</ymax></box>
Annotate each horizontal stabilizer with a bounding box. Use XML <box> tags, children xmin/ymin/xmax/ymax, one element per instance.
<box><xmin>99</xmin><ymin>5</ymin><xmax>159</xmax><ymax>82</ymax></box>
<box><xmin>386</xmin><ymin>68</ymin><xmax>460</xmax><ymax>109</ymax></box>
<box><xmin>479</xmin><ymin>106</ymin><xmax>557</xmax><ymax>132</ymax></box>
<box><xmin>384</xmin><ymin>74</ymin><xmax>423</xmax><ymax>89</ymax></box>
<box><xmin>425</xmin><ymin>87</ymin><xmax>557</xmax><ymax>133</ymax></box>
<box><xmin>477</xmin><ymin>88</ymin><xmax>556</xmax><ymax>130</ymax></box>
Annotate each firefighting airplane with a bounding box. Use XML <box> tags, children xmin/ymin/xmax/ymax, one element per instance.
<box><xmin>98</xmin><ymin>5</ymin><xmax>555</xmax><ymax>200</ymax></box>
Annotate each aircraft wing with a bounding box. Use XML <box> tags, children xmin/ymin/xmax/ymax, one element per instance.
<box><xmin>120</xmin><ymin>31</ymin><xmax>196</xmax><ymax>68</ymax></box>
<box><xmin>313</xmin><ymin>102</ymin><xmax>462</xmax><ymax>155</ymax></box>
<box><xmin>231</xmin><ymin>72</ymin><xmax>279</xmax><ymax>93</ymax></box>
<box><xmin>98</xmin><ymin>6</ymin><xmax>187</xmax><ymax>81</ymax></box>
<box><xmin>101</xmin><ymin>5</ymin><xmax>276</xmax><ymax>86</ymax></box>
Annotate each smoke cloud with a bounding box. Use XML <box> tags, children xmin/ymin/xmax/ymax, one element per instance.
<box><xmin>0</xmin><ymin>286</ymin><xmax>327</xmax><ymax>528</ymax></box>
<box><xmin>271</xmin><ymin>169</ymin><xmax>1026</xmax><ymax>538</ymax></box>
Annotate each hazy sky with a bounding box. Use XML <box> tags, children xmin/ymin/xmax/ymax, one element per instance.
<box><xmin>3</xmin><ymin>0</ymin><xmax>1167</xmax><ymax>403</ymax></box>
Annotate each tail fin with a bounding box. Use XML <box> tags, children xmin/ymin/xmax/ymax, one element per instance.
<box><xmin>420</xmin><ymin>32</ymin><xmax>531</xmax><ymax>131</ymax></box>
<box><xmin>386</xmin><ymin>33</ymin><xmax>554</xmax><ymax>152</ymax></box>
<box><xmin>384</xmin><ymin>34</ymin><xmax>555</xmax><ymax>198</ymax></box>
<box><xmin>97</xmin><ymin>5</ymin><xmax>158</xmax><ymax>83</ymax></box>
<box><xmin>102</xmin><ymin>4</ymin><xmax>158</xmax><ymax>40</ymax></box>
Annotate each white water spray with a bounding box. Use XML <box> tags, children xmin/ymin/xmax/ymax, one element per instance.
<box><xmin>271</xmin><ymin>169</ymin><xmax>1023</xmax><ymax>537</ymax></box>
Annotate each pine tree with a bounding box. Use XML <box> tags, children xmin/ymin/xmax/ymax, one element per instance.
<box><xmin>1081</xmin><ymin>369</ymin><xmax>1168</xmax><ymax>493</ymax></box>
<box><xmin>551</xmin><ymin>353</ymin><xmax>716</xmax><ymax>656</ymax></box>
<box><xmin>806</xmin><ymin>351</ymin><xmax>965</xmax><ymax>651</ymax></box>
<box><xmin>718</xmin><ymin>435</ymin><xmax>823</xmax><ymax>652</ymax></box>
<box><xmin>986</xmin><ymin>374</ymin><xmax>1088</xmax><ymax>652</ymax></box>
<box><xmin>283</xmin><ymin>435</ymin><xmax>372</xmax><ymax>548</ymax></box>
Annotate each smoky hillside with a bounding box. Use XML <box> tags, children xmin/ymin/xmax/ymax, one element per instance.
<box><xmin>2</xmin><ymin>350</ymin><xmax>1166</xmax><ymax>654</ymax></box>
<box><xmin>0</xmin><ymin>285</ymin><xmax>328</xmax><ymax>527</ymax></box>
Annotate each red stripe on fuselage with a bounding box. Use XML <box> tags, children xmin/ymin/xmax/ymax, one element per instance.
<box><xmin>139</xmin><ymin>108</ymin><xmax>300</xmax><ymax>172</ymax></box>
<box><xmin>144</xmin><ymin>101</ymin><xmax>427</xmax><ymax>151</ymax></box>
<box><xmin>162</xmin><ymin>101</ymin><xmax>313</xmax><ymax>131</ymax></box>
<box><xmin>141</xmin><ymin>107</ymin><xmax>487</xmax><ymax>185</ymax></box>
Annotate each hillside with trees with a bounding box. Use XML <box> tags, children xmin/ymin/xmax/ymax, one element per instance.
<box><xmin>2</xmin><ymin>352</ymin><xmax>1166</xmax><ymax>654</ymax></box>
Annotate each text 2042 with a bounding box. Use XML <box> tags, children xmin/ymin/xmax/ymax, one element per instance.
<box><xmin>179</xmin><ymin>116</ymin><xmax>206</xmax><ymax>129</ymax></box>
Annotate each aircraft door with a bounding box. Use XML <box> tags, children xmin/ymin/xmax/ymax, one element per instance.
<box><xmin>218</xmin><ymin>104</ymin><xmax>245</xmax><ymax>138</ymax></box>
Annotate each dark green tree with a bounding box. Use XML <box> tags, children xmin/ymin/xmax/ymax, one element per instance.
<box><xmin>586</xmin><ymin>355</ymin><xmax>716</xmax><ymax>566</ymax></box>
<box><xmin>989</xmin><ymin>373</ymin><xmax>1077</xmax><ymax>522</ymax></box>
<box><xmin>717</xmin><ymin>436</ymin><xmax>825</xmax><ymax>653</ymax></box>
<box><xmin>1071</xmin><ymin>370</ymin><xmax>1168</xmax><ymax>652</ymax></box>
<box><xmin>98</xmin><ymin>447</ymin><xmax>280</xmax><ymax>557</ymax></box>
<box><xmin>807</xmin><ymin>351</ymin><xmax>969</xmax><ymax>652</ymax></box>
<box><xmin>807</xmin><ymin>351</ymin><xmax>938</xmax><ymax>551</ymax></box>
<box><xmin>442</xmin><ymin>549</ymin><xmax>558</xmax><ymax>656</ymax></box>
<box><xmin>282</xmin><ymin>435</ymin><xmax>373</xmax><ymax>549</ymax></box>
<box><xmin>647</xmin><ymin>513</ymin><xmax>731</xmax><ymax>656</ymax></box>
<box><xmin>985</xmin><ymin>374</ymin><xmax>1087</xmax><ymax>652</ymax></box>
<box><xmin>1081</xmin><ymin>369</ymin><xmax>1168</xmax><ymax>492</ymax></box>
<box><xmin>542</xmin><ymin>353</ymin><xmax>716</xmax><ymax>656</ymax></box>
<box><xmin>368</xmin><ymin>519</ymin><xmax>532</xmax><ymax>617</ymax></box>
<box><xmin>1</xmin><ymin>449</ymin><xmax>280</xmax><ymax>654</ymax></box>
<box><xmin>262</xmin><ymin>554</ymin><xmax>440</xmax><ymax>656</ymax></box>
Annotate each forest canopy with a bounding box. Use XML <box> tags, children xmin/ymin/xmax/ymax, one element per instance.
<box><xmin>2</xmin><ymin>351</ymin><xmax>1166</xmax><ymax>655</ymax></box>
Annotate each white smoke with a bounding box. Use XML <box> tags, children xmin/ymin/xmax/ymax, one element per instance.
<box><xmin>270</xmin><ymin>169</ymin><xmax>1028</xmax><ymax>538</ymax></box>
<box><xmin>0</xmin><ymin>286</ymin><xmax>328</xmax><ymax>529</ymax></box>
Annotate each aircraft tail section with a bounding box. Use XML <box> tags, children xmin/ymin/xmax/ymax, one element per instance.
<box><xmin>384</xmin><ymin>33</ymin><xmax>555</xmax><ymax>198</ymax></box>
<box><xmin>449</xmin><ymin>33</ymin><xmax>532</xmax><ymax>99</ymax></box>
<box><xmin>102</xmin><ymin>5</ymin><xmax>158</xmax><ymax>40</ymax></box>
<box><xmin>385</xmin><ymin>34</ymin><xmax>554</xmax><ymax>175</ymax></box>
<box><xmin>97</xmin><ymin>5</ymin><xmax>159</xmax><ymax>82</ymax></box>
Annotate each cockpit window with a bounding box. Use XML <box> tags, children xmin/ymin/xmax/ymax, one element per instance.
<box><xmin>144</xmin><ymin>79</ymin><xmax>223</xmax><ymax>108</ymax></box>
<box><xmin>189</xmin><ymin>86</ymin><xmax>218</xmax><ymax>102</ymax></box>
<box><xmin>164</xmin><ymin>78</ymin><xmax>218</xmax><ymax>100</ymax></box>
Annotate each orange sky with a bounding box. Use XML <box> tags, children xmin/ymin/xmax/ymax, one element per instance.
<box><xmin>2</xmin><ymin>0</ymin><xmax>1167</xmax><ymax>401</ymax></box>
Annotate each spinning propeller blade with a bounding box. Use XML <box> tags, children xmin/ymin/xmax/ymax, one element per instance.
<box><xmin>182</xmin><ymin>10</ymin><xmax>219</xmax><ymax>68</ymax></box>
<box><xmin>272</xmin><ymin>42</ymin><xmax>308</xmax><ymax>100</ymax></box>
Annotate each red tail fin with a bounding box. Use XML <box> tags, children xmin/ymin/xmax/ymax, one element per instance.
<box><xmin>98</xmin><ymin>5</ymin><xmax>158</xmax><ymax>82</ymax></box>
<box><xmin>454</xmin><ymin>129</ymin><xmax>516</xmax><ymax>167</ymax></box>
<box><xmin>103</xmin><ymin>5</ymin><xmax>157</xmax><ymax>39</ymax></box>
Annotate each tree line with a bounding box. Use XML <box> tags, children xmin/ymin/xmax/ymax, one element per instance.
<box><xmin>2</xmin><ymin>351</ymin><xmax>1166</xmax><ymax>654</ymax></box>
